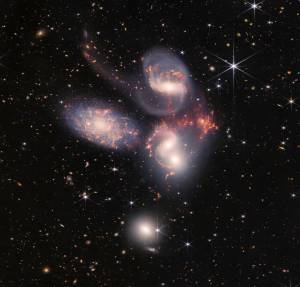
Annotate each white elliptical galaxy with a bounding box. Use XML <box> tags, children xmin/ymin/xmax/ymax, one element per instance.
<box><xmin>128</xmin><ymin>215</ymin><xmax>161</xmax><ymax>251</ymax></box>
<box><xmin>64</xmin><ymin>100</ymin><xmax>140</xmax><ymax>150</ymax></box>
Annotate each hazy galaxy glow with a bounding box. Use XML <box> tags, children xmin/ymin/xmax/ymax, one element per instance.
<box><xmin>138</xmin><ymin>48</ymin><xmax>191</xmax><ymax>116</ymax></box>
<box><xmin>128</xmin><ymin>215</ymin><xmax>161</xmax><ymax>250</ymax></box>
<box><xmin>64</xmin><ymin>101</ymin><xmax>139</xmax><ymax>150</ymax></box>
<box><xmin>146</xmin><ymin>109</ymin><xmax>217</xmax><ymax>178</ymax></box>
<box><xmin>146</xmin><ymin>123</ymin><xmax>188</xmax><ymax>178</ymax></box>
<box><xmin>80</xmin><ymin>36</ymin><xmax>217</xmax><ymax>180</ymax></box>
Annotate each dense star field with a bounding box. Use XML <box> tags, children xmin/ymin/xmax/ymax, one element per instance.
<box><xmin>1</xmin><ymin>1</ymin><xmax>299</xmax><ymax>286</ymax></box>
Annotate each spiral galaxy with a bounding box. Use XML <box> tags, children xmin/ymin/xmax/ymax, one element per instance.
<box><xmin>64</xmin><ymin>101</ymin><xmax>140</xmax><ymax>150</ymax></box>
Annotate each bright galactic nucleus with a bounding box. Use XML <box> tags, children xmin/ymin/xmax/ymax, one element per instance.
<box><xmin>146</xmin><ymin>109</ymin><xmax>217</xmax><ymax>178</ymax></box>
<box><xmin>137</xmin><ymin>48</ymin><xmax>191</xmax><ymax>116</ymax></box>
<box><xmin>79</xmin><ymin>32</ymin><xmax>218</xmax><ymax>182</ymax></box>
<box><xmin>128</xmin><ymin>215</ymin><xmax>161</xmax><ymax>252</ymax></box>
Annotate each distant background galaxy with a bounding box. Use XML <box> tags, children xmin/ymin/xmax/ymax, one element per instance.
<box><xmin>1</xmin><ymin>1</ymin><xmax>299</xmax><ymax>287</ymax></box>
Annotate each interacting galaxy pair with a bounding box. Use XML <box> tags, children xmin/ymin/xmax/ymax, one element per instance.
<box><xmin>64</xmin><ymin>33</ymin><xmax>217</xmax><ymax>180</ymax></box>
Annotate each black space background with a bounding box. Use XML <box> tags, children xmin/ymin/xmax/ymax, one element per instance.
<box><xmin>1</xmin><ymin>0</ymin><xmax>299</xmax><ymax>286</ymax></box>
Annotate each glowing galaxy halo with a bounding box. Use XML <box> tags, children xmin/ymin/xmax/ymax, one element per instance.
<box><xmin>146</xmin><ymin>108</ymin><xmax>217</xmax><ymax>179</ymax></box>
<box><xmin>127</xmin><ymin>214</ymin><xmax>162</xmax><ymax>252</ymax></box>
<box><xmin>146</xmin><ymin>124</ymin><xmax>188</xmax><ymax>178</ymax></box>
<box><xmin>78</xmin><ymin>31</ymin><xmax>218</xmax><ymax>184</ymax></box>
<box><xmin>81</xmin><ymin>34</ymin><xmax>193</xmax><ymax>117</ymax></box>
<box><xmin>138</xmin><ymin>48</ymin><xmax>192</xmax><ymax>116</ymax></box>
<box><xmin>63</xmin><ymin>99</ymin><xmax>140</xmax><ymax>150</ymax></box>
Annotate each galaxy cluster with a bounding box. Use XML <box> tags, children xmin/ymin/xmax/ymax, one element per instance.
<box><xmin>70</xmin><ymin>37</ymin><xmax>217</xmax><ymax>180</ymax></box>
<box><xmin>1</xmin><ymin>1</ymin><xmax>299</xmax><ymax>286</ymax></box>
<box><xmin>61</xmin><ymin>36</ymin><xmax>219</xmax><ymax>252</ymax></box>
<box><xmin>63</xmin><ymin>39</ymin><xmax>218</xmax><ymax>251</ymax></box>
